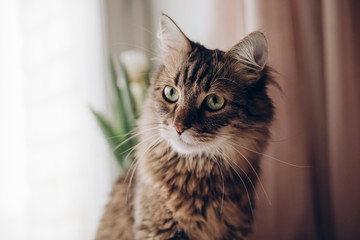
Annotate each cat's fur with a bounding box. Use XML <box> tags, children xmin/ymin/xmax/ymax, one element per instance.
<box><xmin>96</xmin><ymin>14</ymin><xmax>275</xmax><ymax>240</ymax></box>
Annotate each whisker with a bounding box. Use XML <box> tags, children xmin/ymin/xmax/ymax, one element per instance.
<box><xmin>123</xmin><ymin>133</ymin><xmax>163</xmax><ymax>183</ymax></box>
<box><xmin>106</xmin><ymin>127</ymin><xmax>140</xmax><ymax>139</ymax></box>
<box><xmin>113</xmin><ymin>126</ymin><xmax>162</xmax><ymax>152</ymax></box>
<box><xmin>239</xmin><ymin>143</ymin><xmax>311</xmax><ymax>168</ymax></box>
<box><xmin>220</xmin><ymin>134</ymin><xmax>310</xmax><ymax>168</ymax></box>
<box><xmin>218</xmin><ymin>152</ymin><xmax>254</xmax><ymax>220</ymax></box>
<box><xmin>224</xmin><ymin>143</ymin><xmax>271</xmax><ymax>206</ymax></box>
<box><xmin>122</xmin><ymin>133</ymin><xmax>159</xmax><ymax>184</ymax></box>
<box><xmin>126</xmin><ymin>136</ymin><xmax>163</xmax><ymax>204</ymax></box>
<box><xmin>220</xmin><ymin>150</ymin><xmax>261</xmax><ymax>203</ymax></box>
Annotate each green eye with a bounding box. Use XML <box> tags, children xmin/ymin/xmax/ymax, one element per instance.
<box><xmin>163</xmin><ymin>86</ymin><xmax>179</xmax><ymax>103</ymax></box>
<box><xmin>205</xmin><ymin>94</ymin><xmax>225</xmax><ymax>111</ymax></box>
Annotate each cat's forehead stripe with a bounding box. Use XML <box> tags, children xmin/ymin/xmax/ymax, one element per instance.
<box><xmin>204</xmin><ymin>76</ymin><xmax>213</xmax><ymax>92</ymax></box>
<box><xmin>177</xmin><ymin>51</ymin><xmax>218</xmax><ymax>91</ymax></box>
<box><xmin>182</xmin><ymin>64</ymin><xmax>190</xmax><ymax>85</ymax></box>
<box><xmin>194</xmin><ymin>64</ymin><xmax>209</xmax><ymax>87</ymax></box>
<box><xmin>174</xmin><ymin>71</ymin><xmax>181</xmax><ymax>86</ymax></box>
<box><xmin>194</xmin><ymin>58</ymin><xmax>215</xmax><ymax>89</ymax></box>
<box><xmin>188</xmin><ymin>59</ymin><xmax>203</xmax><ymax>84</ymax></box>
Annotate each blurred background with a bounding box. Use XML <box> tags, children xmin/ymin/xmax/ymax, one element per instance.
<box><xmin>0</xmin><ymin>0</ymin><xmax>359</xmax><ymax>239</ymax></box>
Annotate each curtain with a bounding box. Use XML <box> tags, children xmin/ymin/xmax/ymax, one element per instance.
<box><xmin>255</xmin><ymin>1</ymin><xmax>360</xmax><ymax>239</ymax></box>
<box><xmin>206</xmin><ymin>0</ymin><xmax>360</xmax><ymax>239</ymax></box>
<box><xmin>105</xmin><ymin>0</ymin><xmax>360</xmax><ymax>239</ymax></box>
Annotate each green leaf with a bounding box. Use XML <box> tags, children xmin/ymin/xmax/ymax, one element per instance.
<box><xmin>119</xmin><ymin>60</ymin><xmax>138</xmax><ymax>118</ymax></box>
<box><xmin>90</xmin><ymin>108</ymin><xmax>131</xmax><ymax>172</ymax></box>
<box><xmin>109</xmin><ymin>57</ymin><xmax>131</xmax><ymax>133</ymax></box>
<box><xmin>91</xmin><ymin>54</ymin><xmax>151</xmax><ymax>174</ymax></box>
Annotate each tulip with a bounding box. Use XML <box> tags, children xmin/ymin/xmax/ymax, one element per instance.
<box><xmin>91</xmin><ymin>50</ymin><xmax>151</xmax><ymax>173</ymax></box>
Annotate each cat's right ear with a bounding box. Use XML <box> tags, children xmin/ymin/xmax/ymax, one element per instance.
<box><xmin>225</xmin><ymin>31</ymin><xmax>268</xmax><ymax>71</ymax></box>
<box><xmin>158</xmin><ymin>14</ymin><xmax>191</xmax><ymax>61</ymax></box>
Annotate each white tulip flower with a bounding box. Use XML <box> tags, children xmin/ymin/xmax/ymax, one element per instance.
<box><xmin>118</xmin><ymin>50</ymin><xmax>150</xmax><ymax>114</ymax></box>
<box><xmin>119</xmin><ymin>50</ymin><xmax>149</xmax><ymax>84</ymax></box>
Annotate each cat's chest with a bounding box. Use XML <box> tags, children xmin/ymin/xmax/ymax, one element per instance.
<box><xmin>161</xmin><ymin>169</ymin><xmax>251</xmax><ymax>239</ymax></box>
<box><xmin>145</xmin><ymin>150</ymin><xmax>223</xmax><ymax>196</ymax></box>
<box><xmin>153</xmin><ymin>168</ymin><xmax>227</xmax><ymax>238</ymax></box>
<box><xmin>137</xmin><ymin>150</ymin><xmax>254</xmax><ymax>239</ymax></box>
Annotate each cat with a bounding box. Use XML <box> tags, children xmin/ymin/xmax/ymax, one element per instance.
<box><xmin>96</xmin><ymin>14</ymin><xmax>275</xmax><ymax>240</ymax></box>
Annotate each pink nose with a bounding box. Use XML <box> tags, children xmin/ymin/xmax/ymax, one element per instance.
<box><xmin>174</xmin><ymin>123</ymin><xmax>187</xmax><ymax>135</ymax></box>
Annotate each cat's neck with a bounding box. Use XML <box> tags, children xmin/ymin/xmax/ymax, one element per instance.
<box><xmin>137</xmin><ymin>138</ymin><xmax>260</xmax><ymax>189</ymax></box>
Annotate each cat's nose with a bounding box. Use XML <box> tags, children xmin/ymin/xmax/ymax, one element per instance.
<box><xmin>174</xmin><ymin>123</ymin><xmax>187</xmax><ymax>135</ymax></box>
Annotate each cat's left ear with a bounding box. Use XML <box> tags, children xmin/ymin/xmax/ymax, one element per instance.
<box><xmin>226</xmin><ymin>31</ymin><xmax>268</xmax><ymax>71</ymax></box>
<box><xmin>158</xmin><ymin>14</ymin><xmax>191</xmax><ymax>60</ymax></box>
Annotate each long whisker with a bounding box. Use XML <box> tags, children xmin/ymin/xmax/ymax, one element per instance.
<box><xmin>123</xmin><ymin>133</ymin><xmax>163</xmax><ymax>183</ymax></box>
<box><xmin>225</xmin><ymin>143</ymin><xmax>271</xmax><ymax>206</ymax></box>
<box><xmin>220</xmin><ymin>150</ymin><xmax>261</xmax><ymax>202</ymax></box>
<box><xmin>219</xmin><ymin>152</ymin><xmax>254</xmax><ymax>220</ymax></box>
<box><xmin>126</xmin><ymin>136</ymin><xmax>163</xmax><ymax>204</ymax></box>
<box><xmin>120</xmin><ymin>128</ymin><xmax>162</xmax><ymax>155</ymax></box>
<box><xmin>121</xmin><ymin>132</ymin><xmax>162</xmax><ymax>180</ymax></box>
<box><xmin>108</xmin><ymin>123</ymin><xmax>161</xmax><ymax>139</ymax></box>
<box><xmin>117</xmin><ymin>139</ymin><xmax>140</xmax><ymax>159</ymax></box>
<box><xmin>106</xmin><ymin>127</ymin><xmax>139</xmax><ymax>139</ymax></box>
<box><xmin>113</xmin><ymin>126</ymin><xmax>162</xmax><ymax>152</ymax></box>
<box><xmin>220</xmin><ymin>134</ymin><xmax>310</xmax><ymax>168</ymax></box>
<box><xmin>238</xmin><ymin>143</ymin><xmax>311</xmax><ymax>168</ymax></box>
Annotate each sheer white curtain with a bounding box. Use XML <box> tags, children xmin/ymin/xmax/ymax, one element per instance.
<box><xmin>0</xmin><ymin>1</ymin><xmax>112</xmax><ymax>239</ymax></box>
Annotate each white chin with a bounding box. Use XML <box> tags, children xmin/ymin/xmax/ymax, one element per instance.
<box><xmin>169</xmin><ymin>138</ymin><xmax>207</xmax><ymax>155</ymax></box>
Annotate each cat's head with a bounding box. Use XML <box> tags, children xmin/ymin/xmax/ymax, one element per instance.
<box><xmin>148</xmin><ymin>14</ymin><xmax>274</xmax><ymax>156</ymax></box>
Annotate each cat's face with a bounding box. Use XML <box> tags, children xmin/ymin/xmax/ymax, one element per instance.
<box><xmin>150</xmin><ymin>15</ymin><xmax>274</xmax><ymax>155</ymax></box>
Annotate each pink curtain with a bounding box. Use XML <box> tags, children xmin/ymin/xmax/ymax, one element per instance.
<box><xmin>209</xmin><ymin>0</ymin><xmax>360</xmax><ymax>239</ymax></box>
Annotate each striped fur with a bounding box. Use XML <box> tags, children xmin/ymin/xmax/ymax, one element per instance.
<box><xmin>96</xmin><ymin>14</ymin><xmax>275</xmax><ymax>240</ymax></box>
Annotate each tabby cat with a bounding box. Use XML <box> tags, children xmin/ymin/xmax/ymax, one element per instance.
<box><xmin>96</xmin><ymin>14</ymin><xmax>275</xmax><ymax>240</ymax></box>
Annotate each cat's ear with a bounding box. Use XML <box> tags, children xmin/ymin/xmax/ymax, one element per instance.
<box><xmin>226</xmin><ymin>31</ymin><xmax>268</xmax><ymax>71</ymax></box>
<box><xmin>158</xmin><ymin>14</ymin><xmax>191</xmax><ymax>60</ymax></box>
